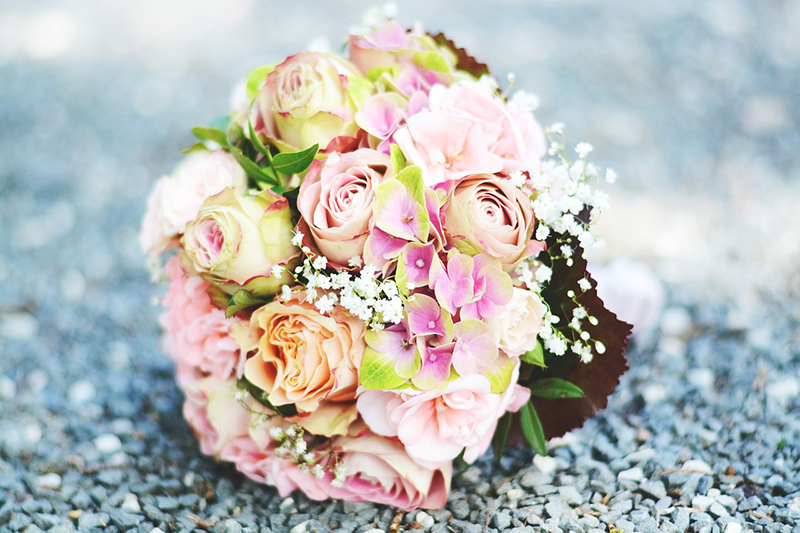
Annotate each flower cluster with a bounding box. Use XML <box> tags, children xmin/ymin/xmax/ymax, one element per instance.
<box><xmin>142</xmin><ymin>13</ymin><xmax>630</xmax><ymax>511</ymax></box>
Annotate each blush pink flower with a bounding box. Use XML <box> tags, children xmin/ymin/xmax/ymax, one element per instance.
<box><xmin>330</xmin><ymin>433</ymin><xmax>452</xmax><ymax>511</ymax></box>
<box><xmin>429</xmin><ymin>253</ymin><xmax>513</xmax><ymax>319</ymax></box>
<box><xmin>183</xmin><ymin>376</ymin><xmax>252</xmax><ymax>457</ymax></box>
<box><xmin>139</xmin><ymin>151</ymin><xmax>246</xmax><ymax>259</ymax></box>
<box><xmin>357</xmin><ymin>365</ymin><xmax>529</xmax><ymax>466</ymax></box>
<box><xmin>427</xmin><ymin>83</ymin><xmax>547</xmax><ymax>174</ymax></box>
<box><xmin>160</xmin><ymin>257</ymin><xmax>243</xmax><ymax>387</ymax></box>
<box><xmin>297</xmin><ymin>149</ymin><xmax>391</xmax><ymax>267</ymax></box>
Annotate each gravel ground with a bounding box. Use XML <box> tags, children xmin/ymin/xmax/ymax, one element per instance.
<box><xmin>1</xmin><ymin>1</ymin><xmax>799</xmax><ymax>532</ymax></box>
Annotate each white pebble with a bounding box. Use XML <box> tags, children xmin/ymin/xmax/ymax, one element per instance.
<box><xmin>506</xmin><ymin>488</ymin><xmax>524</xmax><ymax>501</ymax></box>
<box><xmin>723</xmin><ymin>522</ymin><xmax>743</xmax><ymax>533</ymax></box>
<box><xmin>69</xmin><ymin>380</ymin><xmax>96</xmax><ymax>405</ymax></box>
<box><xmin>183</xmin><ymin>472</ymin><xmax>196</xmax><ymax>486</ymax></box>
<box><xmin>94</xmin><ymin>433</ymin><xmax>122</xmax><ymax>454</ymax></box>
<box><xmin>23</xmin><ymin>424</ymin><xmax>42</xmax><ymax>444</ymax></box>
<box><xmin>687</xmin><ymin>368</ymin><xmax>715</xmax><ymax>390</ymax></box>
<box><xmin>415</xmin><ymin>511</ymin><xmax>434</xmax><ymax>530</ymax></box>
<box><xmin>0</xmin><ymin>376</ymin><xmax>16</xmax><ymax>400</ymax></box>
<box><xmin>110</xmin><ymin>419</ymin><xmax>134</xmax><ymax>434</ymax></box>
<box><xmin>618</xmin><ymin>467</ymin><xmax>645</xmax><ymax>482</ymax></box>
<box><xmin>362</xmin><ymin>530</ymin><xmax>385</xmax><ymax>533</ymax></box>
<box><xmin>625</xmin><ymin>448</ymin><xmax>657</xmax><ymax>463</ymax></box>
<box><xmin>533</xmin><ymin>454</ymin><xmax>558</xmax><ymax>475</ymax></box>
<box><xmin>37</xmin><ymin>473</ymin><xmax>61</xmax><ymax>489</ymax></box>
<box><xmin>290</xmin><ymin>521</ymin><xmax>308</xmax><ymax>533</ymax></box>
<box><xmin>27</xmin><ymin>370</ymin><xmax>48</xmax><ymax>392</ymax></box>
<box><xmin>279</xmin><ymin>497</ymin><xmax>294</xmax><ymax>510</ymax></box>
<box><xmin>765</xmin><ymin>377</ymin><xmax>799</xmax><ymax>404</ymax></box>
<box><xmin>121</xmin><ymin>493</ymin><xmax>141</xmax><ymax>512</ymax></box>
<box><xmin>642</xmin><ymin>383</ymin><xmax>668</xmax><ymax>404</ymax></box>
<box><xmin>707</xmin><ymin>488</ymin><xmax>721</xmax><ymax>498</ymax></box>
<box><xmin>683</xmin><ymin>459</ymin><xmax>713</xmax><ymax>474</ymax></box>
<box><xmin>0</xmin><ymin>313</ymin><xmax>38</xmax><ymax>340</ymax></box>
<box><xmin>788</xmin><ymin>497</ymin><xmax>800</xmax><ymax>513</ymax></box>
<box><xmin>150</xmin><ymin>529</ymin><xmax>165</xmax><ymax>533</ymax></box>
<box><xmin>692</xmin><ymin>495</ymin><xmax>714</xmax><ymax>512</ymax></box>
<box><xmin>660</xmin><ymin>306</ymin><xmax>691</xmax><ymax>336</ymax></box>
<box><xmin>61</xmin><ymin>269</ymin><xmax>87</xmax><ymax>301</ymax></box>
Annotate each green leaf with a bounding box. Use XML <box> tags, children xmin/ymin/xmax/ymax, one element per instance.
<box><xmin>529</xmin><ymin>378</ymin><xmax>585</xmax><ymax>399</ymax></box>
<box><xmin>520</xmin><ymin>401</ymin><xmax>547</xmax><ymax>456</ymax></box>
<box><xmin>272</xmin><ymin>144</ymin><xmax>319</xmax><ymax>175</ymax></box>
<box><xmin>413</xmin><ymin>51</ymin><xmax>451</xmax><ymax>73</ymax></box>
<box><xmin>227</xmin><ymin>121</ymin><xmax>245</xmax><ymax>146</ymax></box>
<box><xmin>390</xmin><ymin>143</ymin><xmax>407</xmax><ymax>175</ymax></box>
<box><xmin>396</xmin><ymin>165</ymin><xmax>426</xmax><ymax>205</ymax></box>
<box><xmin>491</xmin><ymin>411</ymin><xmax>513</xmax><ymax>462</ymax></box>
<box><xmin>230</xmin><ymin>147</ymin><xmax>278</xmax><ymax>186</ymax></box>
<box><xmin>481</xmin><ymin>352</ymin><xmax>517</xmax><ymax>394</ymax></box>
<box><xmin>248</xmin><ymin>112</ymin><xmax>271</xmax><ymax>158</ymax></box>
<box><xmin>180</xmin><ymin>142</ymin><xmax>211</xmax><ymax>154</ymax></box>
<box><xmin>191</xmin><ymin>126</ymin><xmax>229</xmax><ymax>147</ymax></box>
<box><xmin>246</xmin><ymin>65</ymin><xmax>274</xmax><ymax>100</ymax></box>
<box><xmin>210</xmin><ymin>114</ymin><xmax>232</xmax><ymax>132</ymax></box>
<box><xmin>225</xmin><ymin>289</ymin><xmax>262</xmax><ymax>319</ymax></box>
<box><xmin>360</xmin><ymin>346</ymin><xmax>407</xmax><ymax>390</ymax></box>
<box><xmin>237</xmin><ymin>377</ymin><xmax>297</xmax><ymax>417</ymax></box>
<box><xmin>521</xmin><ymin>341</ymin><xmax>546</xmax><ymax>368</ymax></box>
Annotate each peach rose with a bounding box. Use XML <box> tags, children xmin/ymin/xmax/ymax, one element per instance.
<box><xmin>330</xmin><ymin>433</ymin><xmax>451</xmax><ymax>511</ymax></box>
<box><xmin>297</xmin><ymin>149</ymin><xmax>391</xmax><ymax>266</ymax></box>
<box><xmin>444</xmin><ymin>174</ymin><xmax>543</xmax><ymax>268</ymax></box>
<box><xmin>357</xmin><ymin>365</ymin><xmax>530</xmax><ymax>466</ymax></box>
<box><xmin>160</xmin><ymin>257</ymin><xmax>243</xmax><ymax>386</ymax></box>
<box><xmin>139</xmin><ymin>151</ymin><xmax>245</xmax><ymax>259</ymax></box>
<box><xmin>232</xmin><ymin>299</ymin><xmax>365</xmax><ymax>436</ymax></box>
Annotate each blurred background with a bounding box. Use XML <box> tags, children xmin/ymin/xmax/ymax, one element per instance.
<box><xmin>0</xmin><ymin>0</ymin><xmax>799</xmax><ymax>528</ymax></box>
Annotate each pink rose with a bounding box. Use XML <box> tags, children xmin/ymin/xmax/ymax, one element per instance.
<box><xmin>297</xmin><ymin>149</ymin><xmax>391</xmax><ymax>266</ymax></box>
<box><xmin>160</xmin><ymin>257</ymin><xmax>243</xmax><ymax>387</ymax></box>
<box><xmin>183</xmin><ymin>376</ymin><xmax>252</xmax><ymax>457</ymax></box>
<box><xmin>357</xmin><ymin>366</ymin><xmax>529</xmax><ymax>466</ymax></box>
<box><xmin>221</xmin><ymin>437</ymin><xmax>332</xmax><ymax>501</ymax></box>
<box><xmin>443</xmin><ymin>174</ymin><xmax>544</xmax><ymax>268</ymax></box>
<box><xmin>257</xmin><ymin>52</ymin><xmax>370</xmax><ymax>151</ymax></box>
<box><xmin>139</xmin><ymin>151</ymin><xmax>246</xmax><ymax>259</ymax></box>
<box><xmin>330</xmin><ymin>433</ymin><xmax>451</xmax><ymax>511</ymax></box>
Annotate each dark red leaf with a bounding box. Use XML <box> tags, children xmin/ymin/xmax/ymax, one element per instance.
<box><xmin>429</xmin><ymin>32</ymin><xmax>491</xmax><ymax>78</ymax></box>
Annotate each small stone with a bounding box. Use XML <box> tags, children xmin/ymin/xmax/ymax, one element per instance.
<box><xmin>415</xmin><ymin>511</ymin><xmax>434</xmax><ymax>531</ymax></box>
<box><xmin>639</xmin><ymin>480</ymin><xmax>667</xmax><ymax>500</ymax></box>
<box><xmin>0</xmin><ymin>313</ymin><xmax>38</xmax><ymax>340</ymax></box>
<box><xmin>0</xmin><ymin>376</ymin><xmax>16</xmax><ymax>400</ymax></box>
<box><xmin>687</xmin><ymin>368</ymin><xmax>715</xmax><ymax>390</ymax></box>
<box><xmin>672</xmin><ymin>508</ymin><xmax>690</xmax><ymax>531</ymax></box>
<box><xmin>642</xmin><ymin>383</ymin><xmax>668</xmax><ymax>404</ymax></box>
<box><xmin>290</xmin><ymin>520</ymin><xmax>308</xmax><ymax>533</ymax></box>
<box><xmin>37</xmin><ymin>473</ymin><xmax>62</xmax><ymax>490</ymax></box>
<box><xmin>545</xmin><ymin>501</ymin><xmax>566</xmax><ymax>519</ymax></box>
<box><xmin>724</xmin><ymin>523</ymin><xmax>743</xmax><ymax>533</ymax></box>
<box><xmin>559</xmin><ymin>486</ymin><xmax>584</xmax><ymax>506</ymax></box>
<box><xmin>33</xmin><ymin>514</ymin><xmax>61</xmax><ymax>529</ymax></box>
<box><xmin>68</xmin><ymin>380</ymin><xmax>96</xmax><ymax>405</ymax></box>
<box><xmin>615</xmin><ymin>519</ymin><xmax>636</xmax><ymax>533</ymax></box>
<box><xmin>611</xmin><ymin>499</ymin><xmax>633</xmax><ymax>514</ymax></box>
<box><xmin>8</xmin><ymin>514</ymin><xmax>33</xmax><ymax>531</ymax></box>
<box><xmin>93</xmin><ymin>433</ymin><xmax>122</xmax><ymax>454</ymax></box>
<box><xmin>707</xmin><ymin>502</ymin><xmax>730</xmax><ymax>518</ymax></box>
<box><xmin>534</xmin><ymin>455</ymin><xmax>558</xmax><ymax>475</ymax></box>
<box><xmin>660</xmin><ymin>521</ymin><xmax>681</xmax><ymax>533</ymax></box>
<box><xmin>449</xmin><ymin>499</ymin><xmax>470</xmax><ymax>520</ymax></box>
<box><xmin>618</xmin><ymin>467</ymin><xmax>645</xmax><ymax>482</ymax></box>
<box><xmin>279</xmin><ymin>497</ymin><xmax>294</xmax><ymax>510</ymax></box>
<box><xmin>121</xmin><ymin>493</ymin><xmax>140</xmax><ymax>512</ymax></box>
<box><xmin>223</xmin><ymin>519</ymin><xmax>244</xmax><ymax>533</ymax></box>
<box><xmin>150</xmin><ymin>529</ymin><xmax>166</xmax><ymax>533</ymax></box>
<box><xmin>109</xmin><ymin>510</ymin><xmax>144</xmax><ymax>529</ymax></box>
<box><xmin>78</xmin><ymin>513</ymin><xmax>109</xmax><ymax>530</ymax></box>
<box><xmin>682</xmin><ymin>460</ymin><xmax>713</xmax><ymax>475</ymax></box>
<box><xmin>507</xmin><ymin>488</ymin><xmax>524</xmax><ymax>501</ymax></box>
<box><xmin>692</xmin><ymin>495</ymin><xmax>714</xmax><ymax>511</ymax></box>
<box><xmin>558</xmin><ymin>515</ymin><xmax>582</xmax><ymax>532</ymax></box>
<box><xmin>788</xmin><ymin>497</ymin><xmax>800</xmax><ymax>512</ymax></box>
<box><xmin>491</xmin><ymin>510</ymin><xmax>512</xmax><ymax>530</ymax></box>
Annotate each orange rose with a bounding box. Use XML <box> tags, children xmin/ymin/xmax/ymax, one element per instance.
<box><xmin>232</xmin><ymin>297</ymin><xmax>365</xmax><ymax>436</ymax></box>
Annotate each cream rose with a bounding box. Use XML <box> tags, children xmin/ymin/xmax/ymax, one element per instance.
<box><xmin>232</xmin><ymin>299</ymin><xmax>365</xmax><ymax>436</ymax></box>
<box><xmin>181</xmin><ymin>188</ymin><xmax>297</xmax><ymax>297</ymax></box>
<box><xmin>258</xmin><ymin>52</ymin><xmax>370</xmax><ymax>151</ymax></box>
<box><xmin>139</xmin><ymin>151</ymin><xmax>246</xmax><ymax>258</ymax></box>
<box><xmin>183</xmin><ymin>376</ymin><xmax>252</xmax><ymax>457</ymax></box>
<box><xmin>491</xmin><ymin>287</ymin><xmax>547</xmax><ymax>357</ymax></box>
<box><xmin>297</xmin><ymin>149</ymin><xmax>391</xmax><ymax>266</ymax></box>
<box><xmin>444</xmin><ymin>174</ymin><xmax>541</xmax><ymax>268</ymax></box>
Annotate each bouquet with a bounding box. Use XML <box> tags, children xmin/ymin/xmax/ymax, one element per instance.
<box><xmin>140</xmin><ymin>13</ymin><xmax>631</xmax><ymax>511</ymax></box>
